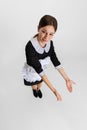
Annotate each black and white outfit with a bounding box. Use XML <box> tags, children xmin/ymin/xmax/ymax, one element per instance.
<box><xmin>22</xmin><ymin>37</ymin><xmax>62</xmax><ymax>86</ymax></box>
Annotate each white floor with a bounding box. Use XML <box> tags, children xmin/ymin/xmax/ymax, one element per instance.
<box><xmin>0</xmin><ymin>58</ymin><xmax>87</xmax><ymax>130</ymax></box>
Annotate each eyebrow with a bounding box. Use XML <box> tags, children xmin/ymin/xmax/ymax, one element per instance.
<box><xmin>42</xmin><ymin>29</ymin><xmax>55</xmax><ymax>34</ymax></box>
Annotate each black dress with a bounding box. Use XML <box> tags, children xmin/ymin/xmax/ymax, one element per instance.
<box><xmin>22</xmin><ymin>37</ymin><xmax>61</xmax><ymax>86</ymax></box>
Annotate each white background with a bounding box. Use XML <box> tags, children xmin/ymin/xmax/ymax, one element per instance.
<box><xmin>0</xmin><ymin>0</ymin><xmax>87</xmax><ymax>130</ymax></box>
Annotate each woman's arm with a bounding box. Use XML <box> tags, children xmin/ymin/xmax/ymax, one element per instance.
<box><xmin>41</xmin><ymin>74</ymin><xmax>62</xmax><ymax>101</ymax></box>
<box><xmin>57</xmin><ymin>67</ymin><xmax>76</xmax><ymax>92</ymax></box>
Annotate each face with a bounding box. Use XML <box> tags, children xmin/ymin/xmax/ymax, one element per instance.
<box><xmin>37</xmin><ymin>25</ymin><xmax>55</xmax><ymax>45</ymax></box>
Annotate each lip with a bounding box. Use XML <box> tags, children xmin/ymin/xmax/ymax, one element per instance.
<box><xmin>43</xmin><ymin>39</ymin><xmax>48</xmax><ymax>42</ymax></box>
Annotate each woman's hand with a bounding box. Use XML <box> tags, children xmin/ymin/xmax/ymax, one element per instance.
<box><xmin>53</xmin><ymin>89</ymin><xmax>62</xmax><ymax>101</ymax></box>
<box><xmin>66</xmin><ymin>79</ymin><xmax>76</xmax><ymax>92</ymax></box>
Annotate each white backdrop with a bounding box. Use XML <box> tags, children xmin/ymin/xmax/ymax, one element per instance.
<box><xmin>0</xmin><ymin>0</ymin><xmax>87</xmax><ymax>130</ymax></box>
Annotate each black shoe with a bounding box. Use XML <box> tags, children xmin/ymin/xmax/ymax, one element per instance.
<box><xmin>37</xmin><ymin>89</ymin><xmax>42</xmax><ymax>98</ymax></box>
<box><xmin>32</xmin><ymin>89</ymin><xmax>38</xmax><ymax>98</ymax></box>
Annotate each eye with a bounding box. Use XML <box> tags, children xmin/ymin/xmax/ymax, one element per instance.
<box><xmin>50</xmin><ymin>33</ymin><xmax>54</xmax><ymax>36</ymax></box>
<box><xmin>41</xmin><ymin>30</ymin><xmax>46</xmax><ymax>33</ymax></box>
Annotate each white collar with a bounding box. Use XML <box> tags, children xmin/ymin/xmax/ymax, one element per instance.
<box><xmin>30</xmin><ymin>37</ymin><xmax>51</xmax><ymax>54</ymax></box>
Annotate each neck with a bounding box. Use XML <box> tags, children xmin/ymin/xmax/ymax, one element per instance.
<box><xmin>37</xmin><ymin>36</ymin><xmax>46</xmax><ymax>48</ymax></box>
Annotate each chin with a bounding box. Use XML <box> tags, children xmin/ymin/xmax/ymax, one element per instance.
<box><xmin>43</xmin><ymin>40</ymin><xmax>48</xmax><ymax>44</ymax></box>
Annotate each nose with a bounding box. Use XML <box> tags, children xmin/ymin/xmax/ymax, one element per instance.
<box><xmin>44</xmin><ymin>33</ymin><xmax>49</xmax><ymax>39</ymax></box>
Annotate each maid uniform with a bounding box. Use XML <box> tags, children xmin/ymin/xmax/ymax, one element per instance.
<box><xmin>22</xmin><ymin>37</ymin><xmax>62</xmax><ymax>86</ymax></box>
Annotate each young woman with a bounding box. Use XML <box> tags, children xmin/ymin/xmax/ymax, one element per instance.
<box><xmin>22</xmin><ymin>15</ymin><xmax>75</xmax><ymax>101</ymax></box>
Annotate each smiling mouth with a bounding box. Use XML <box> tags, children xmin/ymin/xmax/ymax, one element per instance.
<box><xmin>42</xmin><ymin>39</ymin><xmax>48</xmax><ymax>42</ymax></box>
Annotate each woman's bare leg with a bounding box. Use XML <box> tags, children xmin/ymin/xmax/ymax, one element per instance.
<box><xmin>31</xmin><ymin>85</ymin><xmax>38</xmax><ymax>97</ymax></box>
<box><xmin>37</xmin><ymin>82</ymin><xmax>42</xmax><ymax>90</ymax></box>
<box><xmin>32</xmin><ymin>85</ymin><xmax>37</xmax><ymax>90</ymax></box>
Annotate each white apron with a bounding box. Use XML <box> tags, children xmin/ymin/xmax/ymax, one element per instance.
<box><xmin>22</xmin><ymin>57</ymin><xmax>50</xmax><ymax>82</ymax></box>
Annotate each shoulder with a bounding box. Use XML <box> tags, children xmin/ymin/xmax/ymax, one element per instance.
<box><xmin>50</xmin><ymin>40</ymin><xmax>54</xmax><ymax>50</ymax></box>
<box><xmin>25</xmin><ymin>39</ymin><xmax>35</xmax><ymax>52</ymax></box>
<box><xmin>25</xmin><ymin>40</ymin><xmax>32</xmax><ymax>48</ymax></box>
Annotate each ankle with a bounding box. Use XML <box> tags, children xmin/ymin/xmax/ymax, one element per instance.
<box><xmin>32</xmin><ymin>88</ymin><xmax>37</xmax><ymax>90</ymax></box>
<box><xmin>37</xmin><ymin>88</ymin><xmax>41</xmax><ymax>90</ymax></box>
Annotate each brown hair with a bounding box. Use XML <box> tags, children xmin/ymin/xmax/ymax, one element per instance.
<box><xmin>38</xmin><ymin>15</ymin><xmax>58</xmax><ymax>31</ymax></box>
<box><xmin>34</xmin><ymin>15</ymin><xmax>58</xmax><ymax>38</ymax></box>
